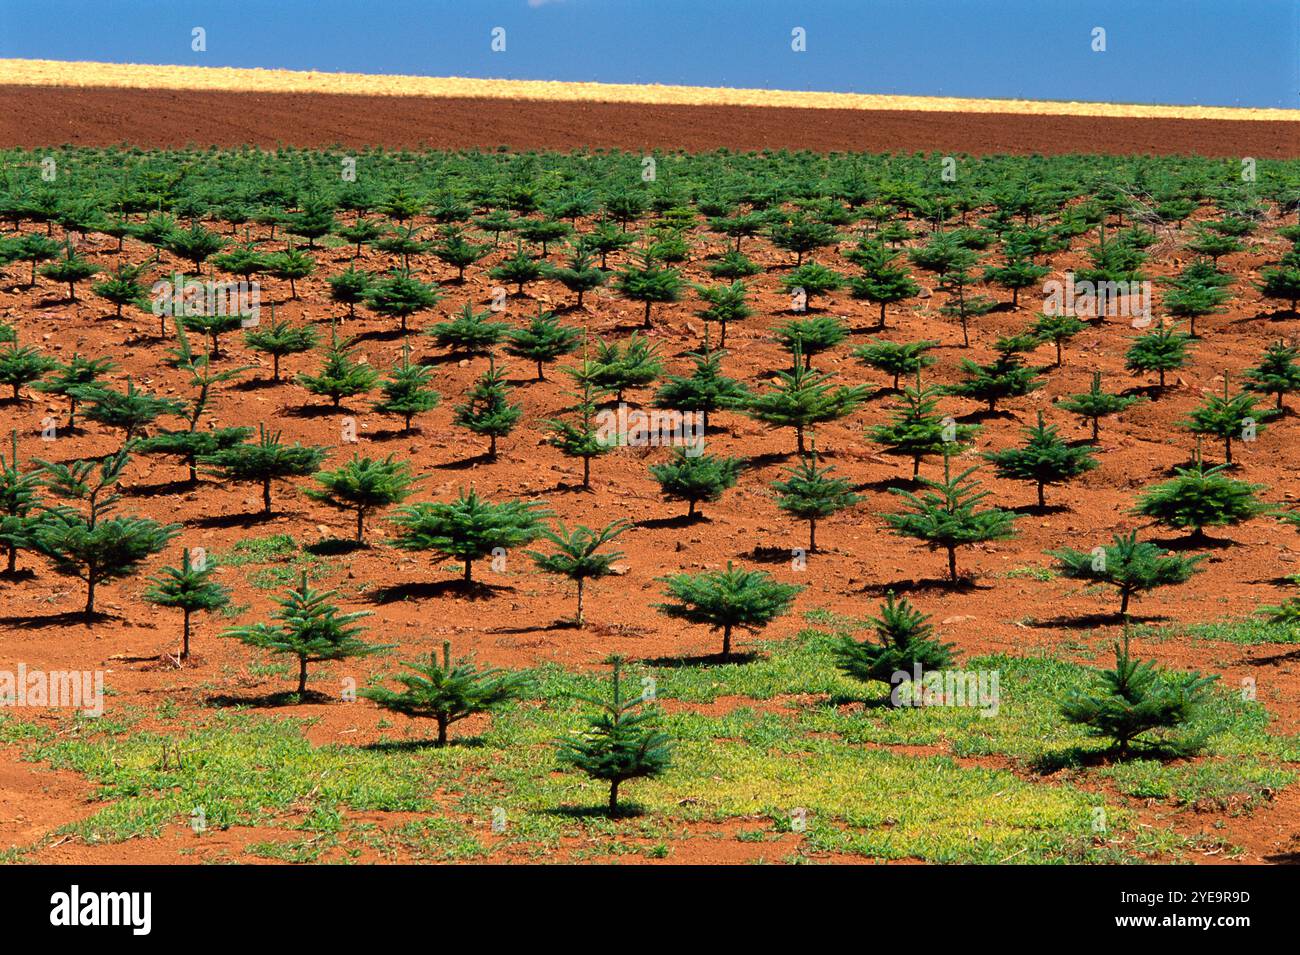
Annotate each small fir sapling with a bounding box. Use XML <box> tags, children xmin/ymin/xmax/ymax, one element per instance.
<box><xmin>883</xmin><ymin>449</ymin><xmax>1018</xmax><ymax>583</ymax></box>
<box><xmin>648</xmin><ymin>447</ymin><xmax>742</xmax><ymax>520</ymax></box>
<box><xmin>363</xmin><ymin>269</ymin><xmax>441</xmax><ymax>334</ymax></box>
<box><xmin>651</xmin><ymin>331</ymin><xmax>750</xmax><ymax>431</ymax></box>
<box><xmin>1056</xmin><ymin>372</ymin><xmax>1144</xmax><ymax>442</ymax></box>
<box><xmin>1048</xmin><ymin>531</ymin><xmax>1205</xmax><ymax>617</ymax></box>
<box><xmin>222</xmin><ymin>571</ymin><xmax>389</xmax><ymax>696</ymax></box>
<box><xmin>656</xmin><ymin>562</ymin><xmax>803</xmax><ymax>659</ymax></box>
<box><xmin>833</xmin><ymin>593</ymin><xmax>956</xmax><ymax>696</ymax></box>
<box><xmin>692</xmin><ymin>280</ymin><xmax>753</xmax><ymax>346</ymax></box>
<box><xmin>546</xmin><ymin>244</ymin><xmax>607</xmax><ymax>308</ymax></box>
<box><xmin>983</xmin><ymin>411</ymin><xmax>1098</xmax><ymax>509</ymax></box>
<box><xmin>0</xmin><ymin>430</ymin><xmax>40</xmax><ymax>575</ymax></box>
<box><xmin>771</xmin><ymin>445</ymin><xmax>860</xmax><ymax>552</ymax></box>
<box><xmin>390</xmin><ymin>489</ymin><xmax>550</xmax><ymax>585</ymax></box>
<box><xmin>557</xmin><ymin>656</ymin><xmax>671</xmax><ymax>815</ymax></box>
<box><xmin>527</xmin><ymin>520</ymin><xmax>630</xmax><ymax>626</ymax></box>
<box><xmin>744</xmin><ymin>348</ymin><xmax>869</xmax><ymax>456</ymax></box>
<box><xmin>868</xmin><ymin>371</ymin><xmax>978</xmax><ymax>478</ymax></box>
<box><xmin>616</xmin><ymin>250</ymin><xmax>683</xmax><ymax>328</ymax></box>
<box><xmin>372</xmin><ymin>343</ymin><xmax>440</xmax><ymax>432</ymax></box>
<box><xmin>775</xmin><ymin>315</ymin><xmax>849</xmax><ymax>369</ymax></box>
<box><xmin>296</xmin><ymin>326</ymin><xmax>380</xmax><ymax>409</ymax></box>
<box><xmin>1243</xmin><ymin>340</ymin><xmax>1300</xmax><ymax>412</ymax></box>
<box><xmin>198</xmin><ymin>424</ymin><xmax>328</xmax><ymax>516</ymax></box>
<box><xmin>1132</xmin><ymin>447</ymin><xmax>1268</xmax><ymax>541</ymax></box>
<box><xmin>143</xmin><ymin>546</ymin><xmax>231</xmax><ymax>661</ymax></box>
<box><xmin>852</xmin><ymin>338</ymin><xmax>937</xmax><ymax>390</ymax></box>
<box><xmin>453</xmin><ymin>354</ymin><xmax>523</xmax><ymax>459</ymax></box>
<box><xmin>243</xmin><ymin>316</ymin><xmax>319</xmax><ymax>382</ymax></box>
<box><xmin>427</xmin><ymin>302</ymin><xmax>511</xmax><ymax>357</ymax></box>
<box><xmin>361</xmin><ymin>640</ymin><xmax>530</xmax><ymax>745</ymax></box>
<box><xmin>1125</xmin><ymin>322</ymin><xmax>1192</xmax><ymax>391</ymax></box>
<box><xmin>545</xmin><ymin>379</ymin><xmax>615</xmax><ymax>489</ymax></box>
<box><xmin>504</xmin><ymin>308</ymin><xmax>582</xmax><ymax>380</ymax></box>
<box><xmin>306</xmin><ymin>453</ymin><xmax>417</xmax><ymax>543</ymax></box>
<box><xmin>1181</xmin><ymin>372</ymin><xmax>1277</xmax><ymax>465</ymax></box>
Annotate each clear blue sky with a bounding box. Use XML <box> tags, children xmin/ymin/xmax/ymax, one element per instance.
<box><xmin>1</xmin><ymin>0</ymin><xmax>1296</xmax><ymax>109</ymax></box>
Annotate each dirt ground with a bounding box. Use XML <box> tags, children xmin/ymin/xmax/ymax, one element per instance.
<box><xmin>1</xmin><ymin>87</ymin><xmax>1299</xmax><ymax>863</ymax></box>
<box><xmin>2</xmin><ymin>85</ymin><xmax>1298</xmax><ymax>157</ymax></box>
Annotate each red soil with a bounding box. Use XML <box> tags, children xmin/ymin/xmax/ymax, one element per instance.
<box><xmin>1</xmin><ymin>85</ymin><xmax>1298</xmax><ymax>156</ymax></box>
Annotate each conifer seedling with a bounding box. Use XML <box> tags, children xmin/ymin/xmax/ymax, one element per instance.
<box><xmin>391</xmin><ymin>489</ymin><xmax>550</xmax><ymax>585</ymax></box>
<box><xmin>983</xmin><ymin>411</ymin><xmax>1098</xmax><ymax>508</ymax></box>
<box><xmin>372</xmin><ymin>343</ymin><xmax>440</xmax><ymax>432</ymax></box>
<box><xmin>427</xmin><ymin>302</ymin><xmax>511</xmax><ymax>356</ymax></box>
<box><xmin>1244</xmin><ymin>340</ymin><xmax>1300</xmax><ymax>412</ymax></box>
<box><xmin>771</xmin><ymin>446</ymin><xmax>859</xmax><ymax>552</ymax></box>
<box><xmin>656</xmin><ymin>562</ymin><xmax>803</xmax><ymax>659</ymax></box>
<box><xmin>527</xmin><ymin>520</ymin><xmax>630</xmax><ymax>626</ymax></box>
<box><xmin>868</xmin><ymin>371</ymin><xmax>977</xmax><ymax>477</ymax></box>
<box><xmin>1056</xmin><ymin>372</ymin><xmax>1144</xmax><ymax>442</ymax></box>
<box><xmin>296</xmin><ymin>326</ymin><xmax>379</xmax><ymax>409</ymax></box>
<box><xmin>453</xmin><ymin>354</ymin><xmax>523</xmax><ymax>459</ymax></box>
<box><xmin>199</xmin><ymin>424</ymin><xmax>329</xmax><ymax>516</ymax></box>
<box><xmin>306</xmin><ymin>453</ymin><xmax>417</xmax><ymax>542</ymax></box>
<box><xmin>833</xmin><ymin>592</ymin><xmax>956</xmax><ymax>693</ymax></box>
<box><xmin>504</xmin><ymin>308</ymin><xmax>581</xmax><ymax>380</ymax></box>
<box><xmin>362</xmin><ymin>641</ymin><xmax>529</xmax><ymax>745</ymax></box>
<box><xmin>1048</xmin><ymin>531</ymin><xmax>1205</xmax><ymax>617</ymax></box>
<box><xmin>143</xmin><ymin>546</ymin><xmax>231</xmax><ymax>661</ymax></box>
<box><xmin>557</xmin><ymin>656</ymin><xmax>671</xmax><ymax>815</ymax></box>
<box><xmin>223</xmin><ymin>572</ymin><xmax>388</xmax><ymax>696</ymax></box>
<box><xmin>648</xmin><ymin>447</ymin><xmax>742</xmax><ymax>520</ymax></box>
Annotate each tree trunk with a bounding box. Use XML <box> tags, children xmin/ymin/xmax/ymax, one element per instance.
<box><xmin>85</xmin><ymin>575</ymin><xmax>97</xmax><ymax>617</ymax></box>
<box><xmin>608</xmin><ymin>779</ymin><xmax>620</xmax><ymax>815</ymax></box>
<box><xmin>808</xmin><ymin>519</ymin><xmax>817</xmax><ymax>553</ymax></box>
<box><xmin>182</xmin><ymin>609</ymin><xmax>191</xmax><ymax>661</ymax></box>
<box><xmin>463</xmin><ymin>559</ymin><xmax>473</xmax><ymax>584</ymax></box>
<box><xmin>642</xmin><ymin>300</ymin><xmax>652</xmax><ymax>329</ymax></box>
<box><xmin>262</xmin><ymin>478</ymin><xmax>273</xmax><ymax>515</ymax></box>
<box><xmin>721</xmin><ymin>623</ymin><xmax>732</xmax><ymax>659</ymax></box>
<box><xmin>355</xmin><ymin>508</ymin><xmax>365</xmax><ymax>542</ymax></box>
<box><xmin>1120</xmin><ymin>588</ymin><xmax>1131</xmax><ymax>617</ymax></box>
<box><xmin>947</xmin><ymin>546</ymin><xmax>958</xmax><ymax>583</ymax></box>
<box><xmin>576</xmin><ymin>578</ymin><xmax>585</xmax><ymax>627</ymax></box>
<box><xmin>1037</xmin><ymin>481</ymin><xmax>1046</xmax><ymax>509</ymax></box>
<box><xmin>582</xmin><ymin>456</ymin><xmax>591</xmax><ymax>488</ymax></box>
<box><xmin>437</xmin><ymin>717</ymin><xmax>448</xmax><ymax>746</ymax></box>
<box><xmin>297</xmin><ymin>657</ymin><xmax>308</xmax><ymax>694</ymax></box>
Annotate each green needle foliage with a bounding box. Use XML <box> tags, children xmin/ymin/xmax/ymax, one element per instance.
<box><xmin>945</xmin><ymin>352</ymin><xmax>1044</xmax><ymax>413</ymax></box>
<box><xmin>616</xmin><ymin>250</ymin><xmax>683</xmax><ymax>328</ymax></box>
<box><xmin>372</xmin><ymin>343</ymin><xmax>440</xmax><ymax>432</ymax></box>
<box><xmin>1244</xmin><ymin>340</ymin><xmax>1300</xmax><ymax>412</ymax></box>
<box><xmin>1258</xmin><ymin>577</ymin><xmax>1300</xmax><ymax>630</ymax></box>
<box><xmin>391</xmin><ymin>488</ymin><xmax>550</xmax><ymax>585</ymax></box>
<box><xmin>212</xmin><ymin>242</ymin><xmax>268</xmax><ymax>281</ymax></box>
<box><xmin>775</xmin><ymin>315</ymin><xmax>848</xmax><ymax>369</ymax></box>
<box><xmin>589</xmin><ymin>333</ymin><xmax>665</xmax><ymax>402</ymax></box>
<box><xmin>770</xmin><ymin>214</ymin><xmax>838</xmax><ymax>265</ymax></box>
<box><xmin>1182</xmin><ymin>372</ymin><xmax>1277</xmax><ymax>465</ymax></box>
<box><xmin>853</xmin><ymin>338</ymin><xmax>937</xmax><ymax>390</ymax></box>
<box><xmin>1133</xmin><ymin>453</ymin><xmax>1268</xmax><ymax>540</ymax></box>
<box><xmin>868</xmin><ymin>371</ymin><xmax>977</xmax><ymax>477</ymax></box>
<box><xmin>427</xmin><ymin>302</ymin><xmax>511</xmax><ymax>356</ymax></box>
<box><xmin>11</xmin><ymin>233</ymin><xmax>62</xmax><ymax>286</ymax></box>
<box><xmin>651</xmin><ymin>333</ymin><xmax>750</xmax><ymax>430</ymax></box>
<box><xmin>306</xmin><ymin>453</ymin><xmax>417</xmax><ymax>543</ymax></box>
<box><xmin>1257</xmin><ymin>263</ymin><xmax>1300</xmax><ymax>314</ymax></box>
<box><xmin>38</xmin><ymin>244</ymin><xmax>100</xmax><ymax>300</ymax></box>
<box><xmin>31</xmin><ymin>351</ymin><xmax>114</xmax><ymax>424</ymax></box>
<box><xmin>243</xmin><ymin>317</ymin><xmax>319</xmax><ymax>382</ymax></box>
<box><xmin>884</xmin><ymin>450</ymin><xmax>1018</xmax><ymax>583</ymax></box>
<box><xmin>1030</xmin><ymin>311</ymin><xmax>1087</xmax><ymax>366</ymax></box>
<box><xmin>77</xmin><ymin>378</ymin><xmax>184</xmax><ymax>446</ymax></box>
<box><xmin>296</xmin><ymin>327</ymin><xmax>380</xmax><ymax>409</ymax></box>
<box><xmin>1060</xmin><ymin>631</ymin><xmax>1215</xmax><ymax>757</ymax></box>
<box><xmin>557</xmin><ymin>657</ymin><xmax>671</xmax><ymax>815</ymax></box>
<box><xmin>1125</xmin><ymin>322</ymin><xmax>1192</xmax><ymax>390</ymax></box>
<box><xmin>453</xmin><ymin>354</ymin><xmax>523</xmax><ymax>459</ymax></box>
<box><xmin>143</xmin><ymin>546</ymin><xmax>231</xmax><ymax>661</ymax></box>
<box><xmin>489</xmin><ymin>241</ymin><xmax>545</xmax><ymax>295</ymax></box>
<box><xmin>656</xmin><ymin>562</ymin><xmax>803</xmax><ymax>659</ymax></box>
<box><xmin>27</xmin><ymin>451</ymin><xmax>180</xmax><ymax>617</ymax></box>
<box><xmin>847</xmin><ymin>245</ymin><xmax>920</xmax><ymax>328</ymax></box>
<box><xmin>335</xmin><ymin>216</ymin><xmax>385</xmax><ymax>258</ymax></box>
<box><xmin>649</xmin><ymin>447</ymin><xmax>742</xmax><ymax>520</ymax></box>
<box><xmin>692</xmin><ymin>280</ymin><xmax>753</xmax><ymax>346</ymax></box>
<box><xmin>0</xmin><ymin>430</ymin><xmax>41</xmax><ymax>575</ymax></box>
<box><xmin>983</xmin><ymin>411</ymin><xmax>1098</xmax><ymax>508</ymax></box>
<box><xmin>545</xmin><ymin>379</ymin><xmax>614</xmax><ymax>489</ymax></box>
<box><xmin>0</xmin><ymin>337</ymin><xmax>58</xmax><ymax>402</ymax></box>
<box><xmin>546</xmin><ymin>244</ymin><xmax>607</xmax><ymax>308</ymax></box>
<box><xmin>527</xmin><ymin>519</ymin><xmax>630</xmax><ymax>626</ymax></box>
<box><xmin>772</xmin><ymin>447</ymin><xmax>859</xmax><ymax>552</ymax></box>
<box><xmin>91</xmin><ymin>260</ymin><xmax>151</xmax><ymax>318</ymax></box>
<box><xmin>364</xmin><ymin>269</ymin><xmax>441</xmax><ymax>334</ymax></box>
<box><xmin>264</xmin><ymin>246</ymin><xmax>316</xmax><ymax>300</ymax></box>
<box><xmin>744</xmin><ymin>350</ymin><xmax>869</xmax><ymax>456</ymax></box>
<box><xmin>163</xmin><ymin>223</ymin><xmax>226</xmax><ymax>272</ymax></box>
<box><xmin>504</xmin><ymin>308</ymin><xmax>581</xmax><ymax>380</ymax></box>
<box><xmin>362</xmin><ymin>640</ymin><xmax>530</xmax><ymax>745</ymax></box>
<box><xmin>199</xmin><ymin>424</ymin><xmax>328</xmax><ymax>516</ymax></box>
<box><xmin>780</xmin><ymin>261</ymin><xmax>844</xmax><ymax>309</ymax></box>
<box><xmin>326</xmin><ymin>264</ymin><xmax>374</xmax><ymax>319</ymax></box>
<box><xmin>431</xmin><ymin>226</ymin><xmax>490</xmax><ymax>280</ymax></box>
<box><xmin>704</xmin><ymin>249</ymin><xmax>762</xmax><ymax>280</ymax></box>
<box><xmin>1049</xmin><ymin>531</ymin><xmax>1205</xmax><ymax>617</ymax></box>
<box><xmin>1056</xmin><ymin>371</ymin><xmax>1144</xmax><ymax>442</ymax></box>
<box><xmin>833</xmin><ymin>593</ymin><xmax>956</xmax><ymax>693</ymax></box>
<box><xmin>222</xmin><ymin>572</ymin><xmax>387</xmax><ymax>696</ymax></box>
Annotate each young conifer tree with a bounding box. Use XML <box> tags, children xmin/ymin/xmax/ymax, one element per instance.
<box><xmin>771</xmin><ymin>444</ymin><xmax>859</xmax><ymax>552</ymax></box>
<box><xmin>833</xmin><ymin>592</ymin><xmax>956</xmax><ymax>694</ymax></box>
<box><xmin>306</xmin><ymin>453</ymin><xmax>417</xmax><ymax>543</ymax></box>
<box><xmin>1132</xmin><ymin>446</ymin><xmax>1268</xmax><ymax>541</ymax></box>
<box><xmin>745</xmin><ymin>347</ymin><xmax>869</xmax><ymax>456</ymax></box>
<box><xmin>0</xmin><ymin>430</ymin><xmax>40</xmax><ymax>575</ymax></box>
<box><xmin>199</xmin><ymin>424</ymin><xmax>328</xmax><ymax>516</ymax></box>
<box><xmin>1182</xmin><ymin>372</ymin><xmax>1276</xmax><ymax>465</ymax></box>
<box><xmin>504</xmin><ymin>308</ymin><xmax>582</xmax><ymax>380</ymax></box>
<box><xmin>983</xmin><ymin>411</ymin><xmax>1098</xmax><ymax>509</ymax></box>
<box><xmin>453</xmin><ymin>354</ymin><xmax>523</xmax><ymax>460</ymax></box>
<box><xmin>222</xmin><ymin>571</ymin><xmax>388</xmax><ymax>696</ymax></box>
<box><xmin>648</xmin><ymin>447</ymin><xmax>742</xmax><ymax>520</ymax></box>
<box><xmin>1243</xmin><ymin>340</ymin><xmax>1300</xmax><ymax>412</ymax></box>
<box><xmin>1057</xmin><ymin>371</ymin><xmax>1144</xmax><ymax>442</ymax></box>
<box><xmin>545</xmin><ymin>378</ymin><xmax>615</xmax><ymax>489</ymax></box>
<box><xmin>558</xmin><ymin>656</ymin><xmax>671</xmax><ymax>815</ymax></box>
<box><xmin>361</xmin><ymin>640</ymin><xmax>529</xmax><ymax>745</ymax></box>
<box><xmin>426</xmin><ymin>302</ymin><xmax>511</xmax><ymax>357</ymax></box>
<box><xmin>883</xmin><ymin>449</ymin><xmax>1017</xmax><ymax>583</ymax></box>
<box><xmin>1048</xmin><ymin>531</ymin><xmax>1205</xmax><ymax>617</ymax></box>
<box><xmin>372</xmin><ymin>343</ymin><xmax>440</xmax><ymax>432</ymax></box>
<box><xmin>143</xmin><ymin>546</ymin><xmax>231</xmax><ymax>661</ymax></box>
<box><xmin>868</xmin><ymin>370</ymin><xmax>977</xmax><ymax>478</ymax></box>
<box><xmin>527</xmin><ymin>520</ymin><xmax>630</xmax><ymax>626</ymax></box>
<box><xmin>390</xmin><ymin>489</ymin><xmax>550</xmax><ymax>585</ymax></box>
<box><xmin>296</xmin><ymin>326</ymin><xmax>379</xmax><ymax>409</ymax></box>
<box><xmin>656</xmin><ymin>562</ymin><xmax>803</xmax><ymax>659</ymax></box>
<box><xmin>651</xmin><ymin>331</ymin><xmax>751</xmax><ymax>431</ymax></box>
<box><xmin>1060</xmin><ymin>631</ymin><xmax>1215</xmax><ymax>757</ymax></box>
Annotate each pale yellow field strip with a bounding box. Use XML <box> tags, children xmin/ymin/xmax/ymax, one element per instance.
<box><xmin>1</xmin><ymin>59</ymin><xmax>1296</xmax><ymax>122</ymax></box>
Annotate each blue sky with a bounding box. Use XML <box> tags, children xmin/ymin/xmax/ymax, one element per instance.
<box><xmin>1</xmin><ymin>0</ymin><xmax>1296</xmax><ymax>108</ymax></box>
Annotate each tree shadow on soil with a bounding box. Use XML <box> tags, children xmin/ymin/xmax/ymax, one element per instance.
<box><xmin>1025</xmin><ymin>611</ymin><xmax>1167</xmax><ymax>629</ymax></box>
<box><xmin>205</xmin><ymin>688</ymin><xmax>337</xmax><ymax>708</ymax></box>
<box><xmin>431</xmin><ymin>452</ymin><xmax>496</xmax><ymax>470</ymax></box>
<box><xmin>860</xmin><ymin>577</ymin><xmax>988</xmax><ymax>596</ymax></box>
<box><xmin>0</xmin><ymin>609</ymin><xmax>113</xmax><ymax>629</ymax></box>
<box><xmin>544</xmin><ymin>804</ymin><xmax>648</xmax><ymax>820</ymax></box>
<box><xmin>366</xmin><ymin>579</ymin><xmax>512</xmax><ymax>604</ymax></box>
<box><xmin>636</xmin><ymin>513</ymin><xmax>702</xmax><ymax>530</ymax></box>
<box><xmin>639</xmin><ymin>651</ymin><xmax>760</xmax><ymax>668</ymax></box>
<box><xmin>363</xmin><ymin>737</ymin><xmax>487</xmax><ymax>753</ymax></box>
<box><xmin>189</xmin><ymin>511</ymin><xmax>274</xmax><ymax>530</ymax></box>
